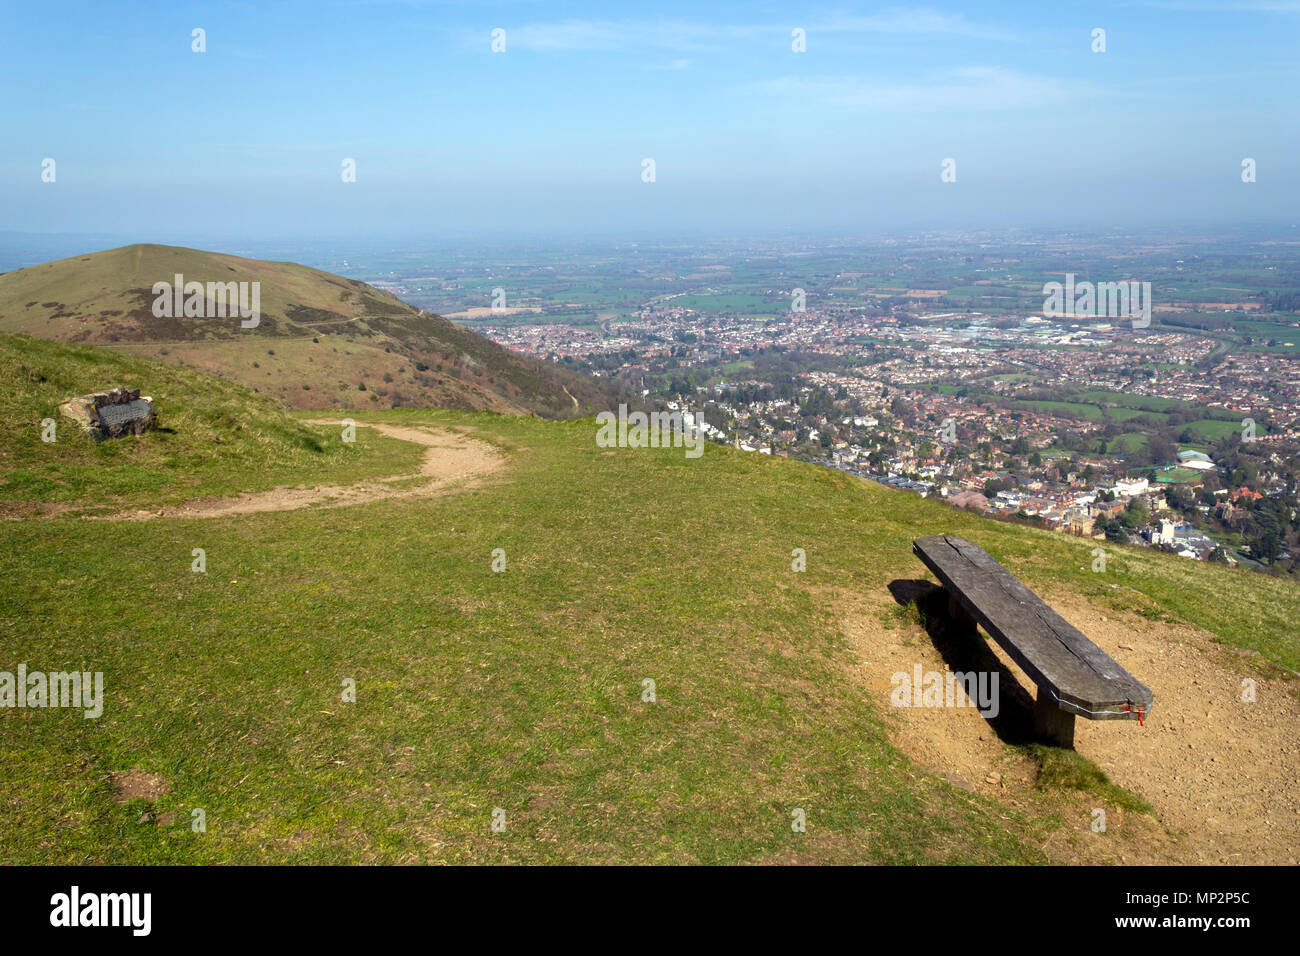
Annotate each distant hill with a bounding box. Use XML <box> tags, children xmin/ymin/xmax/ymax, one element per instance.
<box><xmin>0</xmin><ymin>243</ymin><xmax>619</xmax><ymax>416</ymax></box>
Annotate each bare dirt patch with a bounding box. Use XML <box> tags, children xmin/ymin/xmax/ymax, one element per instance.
<box><xmin>109</xmin><ymin>770</ymin><xmax>170</xmax><ymax>803</ymax></box>
<box><xmin>102</xmin><ymin>420</ymin><xmax>507</xmax><ymax>521</ymax></box>
<box><xmin>845</xmin><ymin>584</ymin><xmax>1300</xmax><ymax>864</ymax></box>
<box><xmin>1058</xmin><ymin>594</ymin><xmax>1300</xmax><ymax>864</ymax></box>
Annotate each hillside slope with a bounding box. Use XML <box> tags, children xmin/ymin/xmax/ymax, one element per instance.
<box><xmin>2</xmin><ymin>338</ymin><xmax>1297</xmax><ymax>864</ymax></box>
<box><xmin>0</xmin><ymin>244</ymin><xmax>618</xmax><ymax>416</ymax></box>
<box><xmin>0</xmin><ymin>332</ymin><xmax>425</xmax><ymax>514</ymax></box>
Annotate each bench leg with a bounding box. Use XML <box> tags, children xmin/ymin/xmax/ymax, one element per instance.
<box><xmin>1034</xmin><ymin>688</ymin><xmax>1076</xmax><ymax>748</ymax></box>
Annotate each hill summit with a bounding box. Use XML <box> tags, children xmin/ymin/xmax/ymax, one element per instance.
<box><xmin>0</xmin><ymin>243</ymin><xmax>617</xmax><ymax>415</ymax></box>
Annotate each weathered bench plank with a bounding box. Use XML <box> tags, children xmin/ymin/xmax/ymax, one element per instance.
<box><xmin>913</xmin><ymin>535</ymin><xmax>1152</xmax><ymax>745</ymax></box>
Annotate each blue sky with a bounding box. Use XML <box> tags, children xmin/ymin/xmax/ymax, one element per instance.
<box><xmin>2</xmin><ymin>0</ymin><xmax>1297</xmax><ymax>240</ymax></box>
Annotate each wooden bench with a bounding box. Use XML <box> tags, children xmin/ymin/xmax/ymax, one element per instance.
<box><xmin>912</xmin><ymin>535</ymin><xmax>1153</xmax><ymax>747</ymax></box>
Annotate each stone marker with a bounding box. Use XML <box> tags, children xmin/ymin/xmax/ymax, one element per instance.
<box><xmin>58</xmin><ymin>387</ymin><xmax>156</xmax><ymax>440</ymax></box>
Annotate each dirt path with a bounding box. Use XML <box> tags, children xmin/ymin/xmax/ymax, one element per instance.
<box><xmin>845</xmin><ymin>589</ymin><xmax>1300</xmax><ymax>864</ymax></box>
<box><xmin>107</xmin><ymin>420</ymin><xmax>507</xmax><ymax>521</ymax></box>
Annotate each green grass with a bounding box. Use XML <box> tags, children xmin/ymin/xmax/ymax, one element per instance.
<box><xmin>1182</xmin><ymin>418</ymin><xmax>1241</xmax><ymax>441</ymax></box>
<box><xmin>1153</xmin><ymin>466</ymin><xmax>1201</xmax><ymax>484</ymax></box>
<box><xmin>671</xmin><ymin>293</ymin><xmax>775</xmax><ymax>313</ymax></box>
<box><xmin>1075</xmin><ymin>390</ymin><xmax>1186</xmax><ymax>412</ymax></box>
<box><xmin>992</xmin><ymin>398</ymin><xmax>1163</xmax><ymax>424</ymax></box>
<box><xmin>1107</xmin><ymin>433</ymin><xmax>1150</xmax><ymax>454</ymax></box>
<box><xmin>0</xmin><ymin>333</ymin><xmax>421</xmax><ymax>510</ymax></box>
<box><xmin>0</xmin><ymin>408</ymin><xmax>1059</xmax><ymax>864</ymax></box>
<box><xmin>1027</xmin><ymin>745</ymin><xmax>1153</xmax><ymax>815</ymax></box>
<box><xmin>2</xmin><ymin>342</ymin><xmax>1298</xmax><ymax>863</ymax></box>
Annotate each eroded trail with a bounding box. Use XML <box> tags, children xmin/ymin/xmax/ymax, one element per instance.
<box><xmin>108</xmin><ymin>420</ymin><xmax>507</xmax><ymax>520</ymax></box>
<box><xmin>844</xmin><ymin>591</ymin><xmax>1300</xmax><ymax>865</ymax></box>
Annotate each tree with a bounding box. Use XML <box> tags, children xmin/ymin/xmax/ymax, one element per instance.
<box><xmin>1148</xmin><ymin>437</ymin><xmax>1178</xmax><ymax>466</ymax></box>
<box><xmin>983</xmin><ymin>478</ymin><xmax>1009</xmax><ymax>500</ymax></box>
<box><xmin>1120</xmin><ymin>498</ymin><xmax>1149</xmax><ymax>529</ymax></box>
<box><xmin>1255</xmin><ymin>530</ymin><xmax>1282</xmax><ymax>564</ymax></box>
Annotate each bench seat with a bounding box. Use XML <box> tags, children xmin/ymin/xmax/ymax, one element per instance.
<box><xmin>913</xmin><ymin>535</ymin><xmax>1153</xmax><ymax>746</ymax></box>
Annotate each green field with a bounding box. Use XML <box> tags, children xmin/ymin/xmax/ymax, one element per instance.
<box><xmin>924</xmin><ymin>386</ymin><xmax>1185</xmax><ymax>427</ymax></box>
<box><xmin>1075</xmin><ymin>391</ymin><xmax>1187</xmax><ymax>413</ymax></box>
<box><xmin>1154</xmin><ymin>466</ymin><xmax>1202</xmax><ymax>484</ymax></box>
<box><xmin>1183</xmin><ymin>418</ymin><xmax>1244</xmax><ymax>441</ymax></box>
<box><xmin>671</xmin><ymin>293</ymin><xmax>776</xmax><ymax>313</ymax></box>
<box><xmin>1008</xmin><ymin>400</ymin><xmax>1156</xmax><ymax>423</ymax></box>
<box><xmin>1107</xmin><ymin>433</ymin><xmax>1150</xmax><ymax>454</ymax></box>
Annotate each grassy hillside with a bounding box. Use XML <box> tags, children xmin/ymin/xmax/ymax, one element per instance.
<box><xmin>0</xmin><ymin>244</ymin><xmax>618</xmax><ymax>416</ymax></box>
<box><xmin>0</xmin><ymin>332</ymin><xmax>421</xmax><ymax>514</ymax></box>
<box><xmin>2</xmin><ymin>343</ymin><xmax>1297</xmax><ymax>863</ymax></box>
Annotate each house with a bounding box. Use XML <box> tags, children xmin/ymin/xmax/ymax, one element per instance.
<box><xmin>1115</xmin><ymin>477</ymin><xmax>1149</xmax><ymax>497</ymax></box>
<box><xmin>1063</xmin><ymin>509</ymin><xmax>1095</xmax><ymax>537</ymax></box>
<box><xmin>1089</xmin><ymin>499</ymin><xmax>1125</xmax><ymax>520</ymax></box>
